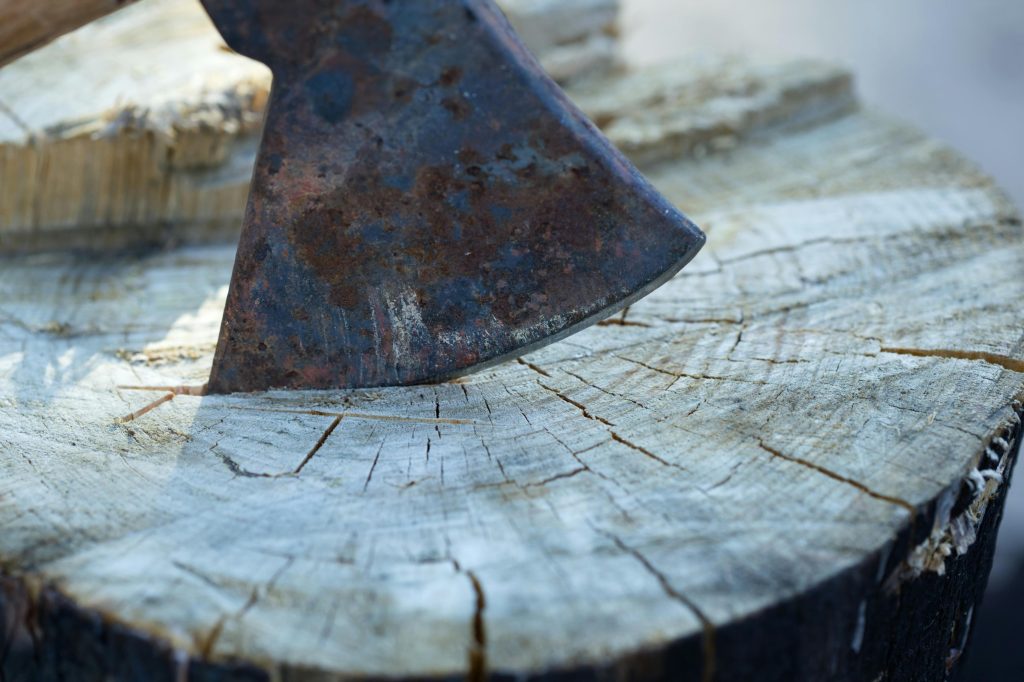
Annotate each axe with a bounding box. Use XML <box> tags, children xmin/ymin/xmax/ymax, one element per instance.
<box><xmin>3</xmin><ymin>0</ymin><xmax>706</xmax><ymax>393</ymax></box>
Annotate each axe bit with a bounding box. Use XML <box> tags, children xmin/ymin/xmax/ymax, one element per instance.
<box><xmin>198</xmin><ymin>0</ymin><xmax>706</xmax><ymax>393</ymax></box>
<box><xmin>9</xmin><ymin>0</ymin><xmax>706</xmax><ymax>393</ymax></box>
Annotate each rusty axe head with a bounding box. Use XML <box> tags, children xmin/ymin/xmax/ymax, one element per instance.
<box><xmin>199</xmin><ymin>0</ymin><xmax>705</xmax><ymax>393</ymax></box>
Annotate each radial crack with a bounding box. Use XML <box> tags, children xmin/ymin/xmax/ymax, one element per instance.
<box><xmin>604</xmin><ymin>532</ymin><xmax>715</xmax><ymax>682</ymax></box>
<box><xmin>537</xmin><ymin>382</ymin><xmax>614</xmax><ymax>426</ymax></box>
<box><xmin>448</xmin><ymin>561</ymin><xmax>488</xmax><ymax>682</ymax></box>
<box><xmin>563</xmin><ymin>369</ymin><xmax>646</xmax><ymax>410</ymax></box>
<box><xmin>467</xmin><ymin>570</ymin><xmax>487</xmax><ymax>682</ymax></box>
<box><xmin>610</xmin><ymin>431</ymin><xmax>686</xmax><ymax>473</ymax></box>
<box><xmin>207</xmin><ymin>416</ymin><xmax>344</xmax><ymax>478</ymax></box>
<box><xmin>294</xmin><ymin>416</ymin><xmax>343</xmax><ymax>474</ymax></box>
<box><xmin>197</xmin><ymin>557</ymin><xmax>293</xmax><ymax>659</ymax></box>
<box><xmin>115</xmin><ymin>392</ymin><xmax>175</xmax><ymax>423</ymax></box>
<box><xmin>363</xmin><ymin>439</ymin><xmax>386</xmax><ymax>492</ymax></box>
<box><xmin>516</xmin><ymin>357</ymin><xmax>551</xmax><ymax>377</ymax></box>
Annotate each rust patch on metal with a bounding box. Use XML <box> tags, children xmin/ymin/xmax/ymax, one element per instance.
<box><xmin>200</xmin><ymin>0</ymin><xmax>705</xmax><ymax>393</ymax></box>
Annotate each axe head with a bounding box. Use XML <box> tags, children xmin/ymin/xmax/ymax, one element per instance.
<box><xmin>200</xmin><ymin>0</ymin><xmax>705</xmax><ymax>393</ymax></box>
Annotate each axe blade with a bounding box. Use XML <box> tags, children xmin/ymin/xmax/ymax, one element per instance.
<box><xmin>200</xmin><ymin>0</ymin><xmax>705</xmax><ymax>393</ymax></box>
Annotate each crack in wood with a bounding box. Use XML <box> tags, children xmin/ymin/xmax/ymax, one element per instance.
<box><xmin>756</xmin><ymin>439</ymin><xmax>916</xmax><ymax>516</ymax></box>
<box><xmin>228</xmin><ymin>406</ymin><xmax>475</xmax><ymax>425</ymax></box>
<box><xmin>114</xmin><ymin>383</ymin><xmax>207</xmax><ymax>423</ymax></box>
<box><xmin>725</xmin><ymin>328</ymin><xmax>744</xmax><ymax>360</ymax></box>
<box><xmin>603</xmin><ymin>532</ymin><xmax>715</xmax><ymax>682</ymax></box>
<box><xmin>115</xmin><ymin>392</ymin><xmax>175</xmax><ymax>424</ymax></box>
<box><xmin>723</xmin><ymin>356</ymin><xmax>808</xmax><ymax>366</ymax></box>
<box><xmin>206</xmin><ymin>415</ymin><xmax>344</xmax><ymax>478</ymax></box>
<box><xmin>705</xmin><ymin>461</ymin><xmax>744</xmax><ymax>493</ymax></box>
<box><xmin>880</xmin><ymin>346</ymin><xmax>1024</xmax><ymax>374</ymax></box>
<box><xmin>502</xmin><ymin>385</ymin><xmax>533</xmax><ymax>424</ymax></box>
<box><xmin>466</xmin><ymin>570</ymin><xmax>487</xmax><ymax>682</ymax></box>
<box><xmin>172</xmin><ymin>560</ymin><xmax>224</xmax><ymax>592</ymax></box>
<box><xmin>595</xmin><ymin>318</ymin><xmax>651</xmax><ymax>328</ymax></box>
<box><xmin>363</xmin><ymin>439</ymin><xmax>386</xmax><ymax>492</ymax></box>
<box><xmin>210</xmin><ymin>446</ymin><xmax>272</xmax><ymax>479</ymax></box>
<box><xmin>610</xmin><ymin>432</ymin><xmax>687</xmax><ymax>472</ymax></box>
<box><xmin>516</xmin><ymin>357</ymin><xmax>551</xmax><ymax>377</ymax></box>
<box><xmin>719</xmin><ymin>235</ymin><xmax>868</xmax><ymax>265</ymax></box>
<box><xmin>540</xmin><ymin>430</ymin><xmax>637</xmax><ymax>520</ymax></box>
<box><xmin>562</xmin><ymin>369</ymin><xmax>647</xmax><ymax>410</ymax></box>
<box><xmin>537</xmin><ymin>381</ymin><xmax>614</xmax><ymax>426</ymax></box>
<box><xmin>197</xmin><ymin>615</ymin><xmax>227</xmax><ymax>660</ymax></box>
<box><xmin>446</xmin><ymin>559</ymin><xmax>487</xmax><ymax>682</ymax></box>
<box><xmin>494</xmin><ymin>457</ymin><xmax>510</xmax><ymax>483</ymax></box>
<box><xmin>117</xmin><ymin>384</ymin><xmax>207</xmax><ymax>395</ymax></box>
<box><xmin>294</xmin><ymin>416</ymin><xmax>343</xmax><ymax>474</ymax></box>
<box><xmin>524</xmin><ymin>467</ymin><xmax>588</xmax><ymax>488</ymax></box>
<box><xmin>614</xmin><ymin>355</ymin><xmax>769</xmax><ymax>387</ymax></box>
<box><xmin>658</xmin><ymin>315</ymin><xmax>744</xmax><ymax>326</ymax></box>
<box><xmin>196</xmin><ymin>557</ymin><xmax>294</xmax><ymax>660</ymax></box>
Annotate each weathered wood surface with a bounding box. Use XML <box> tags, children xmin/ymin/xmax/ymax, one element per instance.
<box><xmin>2</xmin><ymin>3</ymin><xmax>1024</xmax><ymax>682</ymax></box>
<box><xmin>0</xmin><ymin>0</ymin><xmax>619</xmax><ymax>253</ymax></box>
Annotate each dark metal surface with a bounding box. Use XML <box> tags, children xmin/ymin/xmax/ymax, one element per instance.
<box><xmin>200</xmin><ymin>0</ymin><xmax>705</xmax><ymax>394</ymax></box>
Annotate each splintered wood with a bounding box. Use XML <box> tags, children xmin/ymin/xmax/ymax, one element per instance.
<box><xmin>1</xmin><ymin>1</ymin><xmax>1022</xmax><ymax>681</ymax></box>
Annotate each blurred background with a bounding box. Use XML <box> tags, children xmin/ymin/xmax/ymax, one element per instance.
<box><xmin>620</xmin><ymin>1</ymin><xmax>1023</xmax><ymax>678</ymax></box>
<box><xmin>621</xmin><ymin>0</ymin><xmax>1024</xmax><ymax>210</ymax></box>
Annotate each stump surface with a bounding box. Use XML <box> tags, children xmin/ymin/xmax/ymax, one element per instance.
<box><xmin>2</xmin><ymin>3</ymin><xmax>1024</xmax><ymax>682</ymax></box>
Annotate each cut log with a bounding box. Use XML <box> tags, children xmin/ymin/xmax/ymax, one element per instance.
<box><xmin>0</xmin><ymin>0</ymin><xmax>619</xmax><ymax>254</ymax></box>
<box><xmin>2</xmin><ymin>4</ymin><xmax>1024</xmax><ymax>682</ymax></box>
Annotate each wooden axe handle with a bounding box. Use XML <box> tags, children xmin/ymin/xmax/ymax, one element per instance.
<box><xmin>0</xmin><ymin>0</ymin><xmax>138</xmax><ymax>68</ymax></box>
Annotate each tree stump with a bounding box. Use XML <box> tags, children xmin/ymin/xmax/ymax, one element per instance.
<box><xmin>2</xmin><ymin>2</ymin><xmax>1023</xmax><ymax>682</ymax></box>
